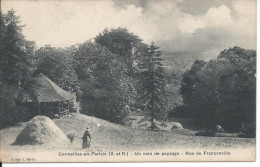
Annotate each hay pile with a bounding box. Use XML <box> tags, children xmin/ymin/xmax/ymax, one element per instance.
<box><xmin>14</xmin><ymin>116</ymin><xmax>68</xmax><ymax>145</ymax></box>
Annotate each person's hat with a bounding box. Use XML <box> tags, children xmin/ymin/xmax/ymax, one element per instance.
<box><xmin>86</xmin><ymin>127</ymin><xmax>90</xmax><ymax>130</ymax></box>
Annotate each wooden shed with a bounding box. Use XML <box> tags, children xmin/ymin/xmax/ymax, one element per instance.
<box><xmin>20</xmin><ymin>73</ymin><xmax>76</xmax><ymax>118</ymax></box>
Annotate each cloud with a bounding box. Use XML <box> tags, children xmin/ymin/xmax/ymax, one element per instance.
<box><xmin>2</xmin><ymin>0</ymin><xmax>256</xmax><ymax>59</ymax></box>
<box><xmin>2</xmin><ymin>0</ymin><xmax>143</xmax><ymax>47</ymax></box>
<box><xmin>143</xmin><ymin>0</ymin><xmax>256</xmax><ymax>58</ymax></box>
<box><xmin>176</xmin><ymin>5</ymin><xmax>233</xmax><ymax>33</ymax></box>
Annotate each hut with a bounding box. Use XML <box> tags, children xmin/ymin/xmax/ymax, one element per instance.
<box><xmin>19</xmin><ymin>73</ymin><xmax>76</xmax><ymax>118</ymax></box>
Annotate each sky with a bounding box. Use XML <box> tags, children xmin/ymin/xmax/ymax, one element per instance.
<box><xmin>2</xmin><ymin>0</ymin><xmax>257</xmax><ymax>60</ymax></box>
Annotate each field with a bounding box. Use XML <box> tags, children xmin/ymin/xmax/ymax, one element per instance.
<box><xmin>0</xmin><ymin>113</ymin><xmax>255</xmax><ymax>153</ymax></box>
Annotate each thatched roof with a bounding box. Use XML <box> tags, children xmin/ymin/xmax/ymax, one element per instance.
<box><xmin>20</xmin><ymin>73</ymin><xmax>76</xmax><ymax>102</ymax></box>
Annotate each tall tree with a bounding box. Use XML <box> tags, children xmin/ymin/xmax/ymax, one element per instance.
<box><xmin>1</xmin><ymin>10</ymin><xmax>35</xmax><ymax>87</ymax></box>
<box><xmin>95</xmin><ymin>27</ymin><xmax>142</xmax><ymax>75</ymax></box>
<box><xmin>72</xmin><ymin>42</ymin><xmax>135</xmax><ymax>124</ymax></box>
<box><xmin>95</xmin><ymin>28</ymin><xmax>146</xmax><ymax>109</ymax></box>
<box><xmin>138</xmin><ymin>42</ymin><xmax>167</xmax><ymax>130</ymax></box>
<box><xmin>0</xmin><ymin>10</ymin><xmax>35</xmax><ymax>128</ymax></box>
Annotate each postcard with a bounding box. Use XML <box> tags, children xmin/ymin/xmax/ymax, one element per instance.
<box><xmin>0</xmin><ymin>0</ymin><xmax>256</xmax><ymax>162</ymax></box>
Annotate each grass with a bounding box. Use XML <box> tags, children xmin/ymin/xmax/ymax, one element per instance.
<box><xmin>0</xmin><ymin>113</ymin><xmax>255</xmax><ymax>152</ymax></box>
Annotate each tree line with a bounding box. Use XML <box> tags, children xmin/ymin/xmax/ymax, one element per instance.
<box><xmin>175</xmin><ymin>46</ymin><xmax>256</xmax><ymax>134</ymax></box>
<box><xmin>1</xmin><ymin>10</ymin><xmax>167</xmax><ymax>129</ymax></box>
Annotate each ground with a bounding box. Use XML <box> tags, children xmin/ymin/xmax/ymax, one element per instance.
<box><xmin>0</xmin><ymin>113</ymin><xmax>255</xmax><ymax>152</ymax></box>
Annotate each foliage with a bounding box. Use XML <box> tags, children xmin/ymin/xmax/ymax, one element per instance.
<box><xmin>72</xmin><ymin>42</ymin><xmax>135</xmax><ymax>124</ymax></box>
<box><xmin>180</xmin><ymin>47</ymin><xmax>256</xmax><ymax>132</ymax></box>
<box><xmin>34</xmin><ymin>46</ymin><xmax>79</xmax><ymax>93</ymax></box>
<box><xmin>95</xmin><ymin>28</ymin><xmax>149</xmax><ymax>110</ymax></box>
<box><xmin>0</xmin><ymin>10</ymin><xmax>35</xmax><ymax>128</ymax></box>
<box><xmin>95</xmin><ymin>27</ymin><xmax>142</xmax><ymax>74</ymax></box>
<box><xmin>1</xmin><ymin>10</ymin><xmax>35</xmax><ymax>86</ymax></box>
<box><xmin>137</xmin><ymin>42</ymin><xmax>168</xmax><ymax>130</ymax></box>
<box><xmin>176</xmin><ymin>60</ymin><xmax>206</xmax><ymax>117</ymax></box>
<box><xmin>181</xmin><ymin>60</ymin><xmax>207</xmax><ymax>101</ymax></box>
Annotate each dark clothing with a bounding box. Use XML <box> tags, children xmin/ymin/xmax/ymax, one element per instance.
<box><xmin>81</xmin><ymin>130</ymin><xmax>91</xmax><ymax>149</ymax></box>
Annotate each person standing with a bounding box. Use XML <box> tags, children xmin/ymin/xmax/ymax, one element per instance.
<box><xmin>81</xmin><ymin>127</ymin><xmax>91</xmax><ymax>149</ymax></box>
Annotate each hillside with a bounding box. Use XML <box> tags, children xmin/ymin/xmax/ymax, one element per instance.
<box><xmin>0</xmin><ymin>113</ymin><xmax>255</xmax><ymax>153</ymax></box>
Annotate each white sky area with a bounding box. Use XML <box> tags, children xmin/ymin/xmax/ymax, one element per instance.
<box><xmin>1</xmin><ymin>0</ymin><xmax>256</xmax><ymax>58</ymax></box>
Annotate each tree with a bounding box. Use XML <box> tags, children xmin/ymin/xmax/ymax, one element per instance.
<box><xmin>34</xmin><ymin>46</ymin><xmax>79</xmax><ymax>93</ymax></box>
<box><xmin>95</xmin><ymin>28</ymin><xmax>150</xmax><ymax>110</ymax></box>
<box><xmin>180</xmin><ymin>47</ymin><xmax>256</xmax><ymax>133</ymax></box>
<box><xmin>181</xmin><ymin>60</ymin><xmax>207</xmax><ymax>102</ymax></box>
<box><xmin>95</xmin><ymin>27</ymin><xmax>142</xmax><ymax>75</ymax></box>
<box><xmin>137</xmin><ymin>42</ymin><xmax>168</xmax><ymax>130</ymax></box>
<box><xmin>72</xmin><ymin>42</ymin><xmax>135</xmax><ymax>124</ymax></box>
<box><xmin>216</xmin><ymin>47</ymin><xmax>256</xmax><ymax>132</ymax></box>
<box><xmin>0</xmin><ymin>10</ymin><xmax>35</xmax><ymax>128</ymax></box>
<box><xmin>178</xmin><ymin>60</ymin><xmax>206</xmax><ymax>117</ymax></box>
<box><xmin>1</xmin><ymin>10</ymin><xmax>35</xmax><ymax>87</ymax></box>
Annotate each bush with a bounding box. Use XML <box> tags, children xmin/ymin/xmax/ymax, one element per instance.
<box><xmin>67</xmin><ymin>133</ymin><xmax>76</xmax><ymax>143</ymax></box>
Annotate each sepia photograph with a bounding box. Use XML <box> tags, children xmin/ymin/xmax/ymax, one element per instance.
<box><xmin>0</xmin><ymin>0</ymin><xmax>257</xmax><ymax>162</ymax></box>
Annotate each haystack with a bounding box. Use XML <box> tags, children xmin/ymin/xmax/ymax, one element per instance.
<box><xmin>14</xmin><ymin>116</ymin><xmax>68</xmax><ymax>145</ymax></box>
